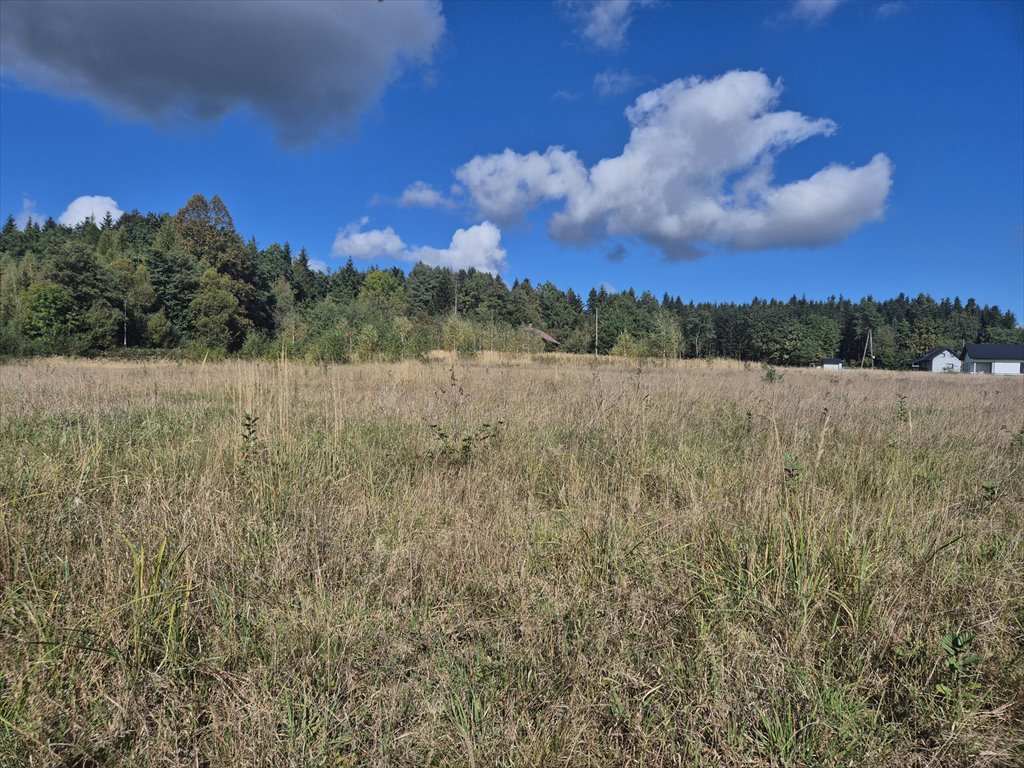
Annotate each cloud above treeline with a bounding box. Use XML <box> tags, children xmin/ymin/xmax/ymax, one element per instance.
<box><xmin>0</xmin><ymin>0</ymin><xmax>445</xmax><ymax>144</ymax></box>
<box><xmin>333</xmin><ymin>217</ymin><xmax>507</xmax><ymax>274</ymax></box>
<box><xmin>59</xmin><ymin>196</ymin><xmax>124</xmax><ymax>227</ymax></box>
<box><xmin>14</xmin><ymin>197</ymin><xmax>40</xmax><ymax>230</ymax></box>
<box><xmin>12</xmin><ymin>195</ymin><xmax>124</xmax><ymax>228</ymax></box>
<box><xmin>452</xmin><ymin>71</ymin><xmax>893</xmax><ymax>259</ymax></box>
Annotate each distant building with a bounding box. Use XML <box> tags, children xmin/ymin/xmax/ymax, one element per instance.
<box><xmin>821</xmin><ymin>357</ymin><xmax>843</xmax><ymax>371</ymax></box>
<box><xmin>911</xmin><ymin>347</ymin><xmax>961</xmax><ymax>373</ymax></box>
<box><xmin>961</xmin><ymin>343</ymin><xmax>1024</xmax><ymax>375</ymax></box>
<box><xmin>524</xmin><ymin>324</ymin><xmax>560</xmax><ymax>347</ymax></box>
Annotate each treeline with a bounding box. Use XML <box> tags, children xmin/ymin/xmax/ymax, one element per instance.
<box><xmin>1</xmin><ymin>194</ymin><xmax>1020</xmax><ymax>365</ymax></box>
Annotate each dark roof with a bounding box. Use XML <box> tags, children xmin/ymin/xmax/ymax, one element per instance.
<box><xmin>911</xmin><ymin>347</ymin><xmax>958</xmax><ymax>364</ymax></box>
<box><xmin>524</xmin><ymin>324</ymin><xmax>559</xmax><ymax>346</ymax></box>
<box><xmin>962</xmin><ymin>342</ymin><xmax>1024</xmax><ymax>361</ymax></box>
<box><xmin>821</xmin><ymin>357</ymin><xmax>843</xmax><ymax>365</ymax></box>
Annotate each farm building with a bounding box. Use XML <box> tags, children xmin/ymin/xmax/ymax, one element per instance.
<box><xmin>911</xmin><ymin>347</ymin><xmax>961</xmax><ymax>372</ymax></box>
<box><xmin>821</xmin><ymin>357</ymin><xmax>843</xmax><ymax>371</ymax></box>
<box><xmin>960</xmin><ymin>343</ymin><xmax>1024</xmax><ymax>375</ymax></box>
<box><xmin>524</xmin><ymin>324</ymin><xmax>560</xmax><ymax>347</ymax></box>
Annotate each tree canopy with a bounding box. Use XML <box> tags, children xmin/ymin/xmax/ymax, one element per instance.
<box><xmin>1</xmin><ymin>194</ymin><xmax>1020</xmax><ymax>363</ymax></box>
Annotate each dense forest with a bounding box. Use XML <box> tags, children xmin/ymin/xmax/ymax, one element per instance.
<box><xmin>1</xmin><ymin>194</ymin><xmax>1020</xmax><ymax>365</ymax></box>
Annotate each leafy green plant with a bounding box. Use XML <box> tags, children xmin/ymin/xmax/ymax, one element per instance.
<box><xmin>935</xmin><ymin>630</ymin><xmax>981</xmax><ymax>699</ymax></box>
<box><xmin>240</xmin><ymin>411</ymin><xmax>264</xmax><ymax>466</ymax></box>
<box><xmin>241</xmin><ymin>412</ymin><xmax>259</xmax><ymax>450</ymax></box>
<box><xmin>895</xmin><ymin>393</ymin><xmax>910</xmax><ymax>425</ymax></box>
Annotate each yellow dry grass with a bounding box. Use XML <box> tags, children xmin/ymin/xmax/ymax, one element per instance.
<box><xmin>1</xmin><ymin>355</ymin><xmax>1022</xmax><ymax>766</ymax></box>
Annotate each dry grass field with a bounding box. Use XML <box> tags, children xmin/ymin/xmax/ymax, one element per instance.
<box><xmin>1</xmin><ymin>355</ymin><xmax>1022</xmax><ymax>767</ymax></box>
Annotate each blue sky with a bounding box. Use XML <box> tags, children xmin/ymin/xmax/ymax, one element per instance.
<box><xmin>1</xmin><ymin>0</ymin><xmax>1022</xmax><ymax>317</ymax></box>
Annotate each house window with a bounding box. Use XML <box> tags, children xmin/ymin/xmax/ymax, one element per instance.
<box><xmin>1020</xmin><ymin>362</ymin><xmax>1024</xmax><ymax>374</ymax></box>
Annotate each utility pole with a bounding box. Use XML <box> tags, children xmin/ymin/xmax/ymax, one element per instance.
<box><xmin>123</xmin><ymin>297</ymin><xmax>128</xmax><ymax>347</ymax></box>
<box><xmin>594</xmin><ymin>304</ymin><xmax>599</xmax><ymax>357</ymax></box>
<box><xmin>860</xmin><ymin>328</ymin><xmax>874</xmax><ymax>368</ymax></box>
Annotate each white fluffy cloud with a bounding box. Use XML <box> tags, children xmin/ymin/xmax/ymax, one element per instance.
<box><xmin>790</xmin><ymin>0</ymin><xmax>842</xmax><ymax>23</ymax></box>
<box><xmin>0</xmin><ymin>1</ymin><xmax>444</xmax><ymax>144</ymax></box>
<box><xmin>333</xmin><ymin>219</ymin><xmax>506</xmax><ymax>274</ymax></box>
<box><xmin>564</xmin><ymin>0</ymin><xmax>653</xmax><ymax>50</ymax></box>
<box><xmin>58</xmin><ymin>196</ymin><xmax>124</xmax><ymax>227</ymax></box>
<box><xmin>332</xmin><ymin>217</ymin><xmax>406</xmax><ymax>261</ymax></box>
<box><xmin>398</xmin><ymin>181</ymin><xmax>456</xmax><ymax>209</ymax></box>
<box><xmin>454</xmin><ymin>71</ymin><xmax>892</xmax><ymax>258</ymax></box>
<box><xmin>414</xmin><ymin>222</ymin><xmax>507</xmax><ymax>273</ymax></box>
<box><xmin>455</xmin><ymin>147</ymin><xmax>588</xmax><ymax>225</ymax></box>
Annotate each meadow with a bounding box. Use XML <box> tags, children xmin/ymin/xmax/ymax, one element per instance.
<box><xmin>1</xmin><ymin>355</ymin><xmax>1022</xmax><ymax>767</ymax></box>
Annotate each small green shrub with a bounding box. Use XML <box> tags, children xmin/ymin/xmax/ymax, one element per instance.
<box><xmin>762</xmin><ymin>362</ymin><xmax>784</xmax><ymax>383</ymax></box>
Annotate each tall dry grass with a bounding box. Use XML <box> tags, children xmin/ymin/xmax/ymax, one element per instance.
<box><xmin>1</xmin><ymin>355</ymin><xmax>1022</xmax><ymax>766</ymax></box>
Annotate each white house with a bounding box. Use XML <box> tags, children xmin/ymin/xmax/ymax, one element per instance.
<box><xmin>911</xmin><ymin>347</ymin><xmax>961</xmax><ymax>373</ymax></box>
<box><xmin>961</xmin><ymin>343</ymin><xmax>1024</xmax><ymax>375</ymax></box>
<box><xmin>821</xmin><ymin>357</ymin><xmax>843</xmax><ymax>371</ymax></box>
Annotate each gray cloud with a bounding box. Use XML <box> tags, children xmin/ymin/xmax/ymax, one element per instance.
<box><xmin>605</xmin><ymin>243</ymin><xmax>628</xmax><ymax>262</ymax></box>
<box><xmin>0</xmin><ymin>0</ymin><xmax>444</xmax><ymax>145</ymax></box>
